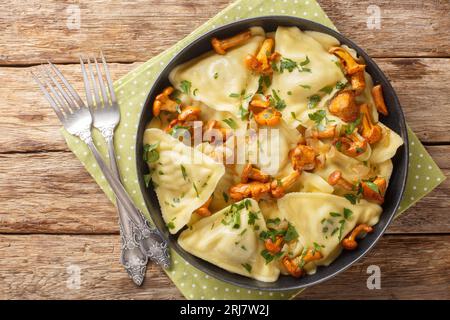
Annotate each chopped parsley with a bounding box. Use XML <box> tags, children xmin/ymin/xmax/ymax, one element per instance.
<box><xmin>257</xmin><ymin>75</ymin><xmax>272</xmax><ymax>93</ymax></box>
<box><xmin>364</xmin><ymin>181</ymin><xmax>380</xmax><ymax>193</ymax></box>
<box><xmin>344</xmin><ymin>116</ymin><xmax>362</xmax><ymax>135</ymax></box>
<box><xmin>229</xmin><ymin>92</ymin><xmax>241</xmax><ymax>98</ymax></box>
<box><xmin>343</xmin><ymin>208</ymin><xmax>353</xmax><ymax>220</ymax></box>
<box><xmin>214</xmin><ymin>72</ymin><xmax>219</xmax><ymax>79</ymax></box>
<box><xmin>284</xmin><ymin>223</ymin><xmax>299</xmax><ymax>242</ymax></box>
<box><xmin>180</xmin><ymin>80</ymin><xmax>191</xmax><ymax>95</ymax></box>
<box><xmin>241</xmin><ymin>263</ymin><xmax>252</xmax><ymax>273</ymax></box>
<box><xmin>143</xmin><ymin>174</ymin><xmax>151</xmax><ymax>188</ymax></box>
<box><xmin>344</xmin><ymin>193</ymin><xmax>359</xmax><ymax>205</ymax></box>
<box><xmin>299</xmin><ymin>84</ymin><xmax>311</xmax><ymax>89</ymax></box>
<box><xmin>266</xmin><ymin>218</ymin><xmax>281</xmax><ymax>225</ymax></box>
<box><xmin>329</xmin><ymin>212</ymin><xmax>341</xmax><ymax>217</ymax></box>
<box><xmin>180</xmin><ymin>165</ymin><xmax>188</xmax><ymax>181</ymax></box>
<box><xmin>222</xmin><ymin>192</ymin><xmax>229</xmax><ymax>203</ymax></box>
<box><xmin>143</xmin><ymin>143</ymin><xmax>160</xmax><ymax>163</ymax></box>
<box><xmin>269</xmin><ymin>89</ymin><xmax>287</xmax><ymax>110</ymax></box>
<box><xmin>319</xmin><ymin>85</ymin><xmax>334</xmax><ymax>95</ymax></box>
<box><xmin>222</xmin><ymin>118</ymin><xmax>238</xmax><ymax>129</ymax></box>
<box><xmin>248</xmin><ymin>211</ymin><xmax>259</xmax><ymax>225</ymax></box>
<box><xmin>308</xmin><ymin>110</ymin><xmax>327</xmax><ymax>126</ymax></box>
<box><xmin>238</xmin><ymin>104</ymin><xmax>249</xmax><ymax>121</ymax></box>
<box><xmin>307</xmin><ymin>94</ymin><xmax>321</xmax><ymax>109</ymax></box>
<box><xmin>192</xmin><ymin>182</ymin><xmax>200</xmax><ymax>198</ymax></box>
<box><xmin>277</xmin><ymin>56</ymin><xmax>311</xmax><ymax>73</ymax></box>
<box><xmin>166</xmin><ymin>221</ymin><xmax>175</xmax><ymax>230</ymax></box>
<box><xmin>260</xmin><ymin>249</ymin><xmax>284</xmax><ymax>264</ymax></box>
<box><xmin>336</xmin><ymin>81</ymin><xmax>346</xmax><ymax>90</ymax></box>
<box><xmin>193</xmin><ymin>88</ymin><xmax>199</xmax><ymax>96</ymax></box>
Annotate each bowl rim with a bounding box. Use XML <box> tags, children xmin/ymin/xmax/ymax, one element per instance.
<box><xmin>135</xmin><ymin>15</ymin><xmax>409</xmax><ymax>291</ymax></box>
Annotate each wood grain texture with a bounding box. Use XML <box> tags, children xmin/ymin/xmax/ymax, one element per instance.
<box><xmin>0</xmin><ymin>234</ymin><xmax>447</xmax><ymax>299</ymax></box>
<box><xmin>0</xmin><ymin>147</ymin><xmax>448</xmax><ymax>235</ymax></box>
<box><xmin>1</xmin><ymin>58</ymin><xmax>449</xmax><ymax>155</ymax></box>
<box><xmin>0</xmin><ymin>0</ymin><xmax>448</xmax><ymax>66</ymax></box>
<box><xmin>0</xmin><ymin>63</ymin><xmax>140</xmax><ymax>153</ymax></box>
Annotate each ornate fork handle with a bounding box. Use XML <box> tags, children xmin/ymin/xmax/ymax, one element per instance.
<box><xmin>79</xmin><ymin>132</ymin><xmax>171</xmax><ymax>269</ymax></box>
<box><xmin>104</xmin><ymin>132</ymin><xmax>171</xmax><ymax>268</ymax></box>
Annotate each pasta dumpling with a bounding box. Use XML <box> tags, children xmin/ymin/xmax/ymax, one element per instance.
<box><xmin>277</xmin><ymin>192</ymin><xmax>382</xmax><ymax>273</ymax></box>
<box><xmin>143</xmin><ymin>128</ymin><xmax>225</xmax><ymax>234</ymax></box>
<box><xmin>370</xmin><ymin>123</ymin><xmax>404</xmax><ymax>163</ymax></box>
<box><xmin>178</xmin><ymin>199</ymin><xmax>280</xmax><ymax>282</ymax></box>
<box><xmin>169</xmin><ymin>27</ymin><xmax>265</xmax><ymax>115</ymax></box>
<box><xmin>270</xmin><ymin>26</ymin><xmax>347</xmax><ymax>127</ymax></box>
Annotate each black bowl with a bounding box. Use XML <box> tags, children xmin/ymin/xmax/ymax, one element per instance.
<box><xmin>136</xmin><ymin>16</ymin><xmax>409</xmax><ymax>291</ymax></box>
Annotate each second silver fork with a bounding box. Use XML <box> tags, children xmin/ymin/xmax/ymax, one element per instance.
<box><xmin>79</xmin><ymin>54</ymin><xmax>171</xmax><ymax>283</ymax></box>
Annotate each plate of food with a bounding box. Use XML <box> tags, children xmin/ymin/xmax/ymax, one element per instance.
<box><xmin>136</xmin><ymin>16</ymin><xmax>408</xmax><ymax>290</ymax></box>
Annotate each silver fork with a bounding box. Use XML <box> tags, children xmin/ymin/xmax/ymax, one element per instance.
<box><xmin>31</xmin><ymin>62</ymin><xmax>170</xmax><ymax>285</ymax></box>
<box><xmin>79</xmin><ymin>54</ymin><xmax>171</xmax><ymax>269</ymax></box>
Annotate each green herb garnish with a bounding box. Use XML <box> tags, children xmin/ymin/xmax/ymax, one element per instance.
<box><xmin>180</xmin><ymin>80</ymin><xmax>191</xmax><ymax>95</ymax></box>
<box><xmin>222</xmin><ymin>192</ymin><xmax>229</xmax><ymax>203</ymax></box>
<box><xmin>269</xmin><ymin>89</ymin><xmax>287</xmax><ymax>110</ymax></box>
<box><xmin>180</xmin><ymin>165</ymin><xmax>188</xmax><ymax>181</ymax></box>
<box><xmin>242</xmin><ymin>263</ymin><xmax>252</xmax><ymax>273</ymax></box>
<box><xmin>193</xmin><ymin>182</ymin><xmax>200</xmax><ymax>198</ymax></box>
<box><xmin>307</xmin><ymin>94</ymin><xmax>321</xmax><ymax>109</ymax></box>
<box><xmin>344</xmin><ymin>116</ymin><xmax>362</xmax><ymax>135</ymax></box>
<box><xmin>284</xmin><ymin>223</ymin><xmax>299</xmax><ymax>242</ymax></box>
<box><xmin>143</xmin><ymin>174</ymin><xmax>151</xmax><ymax>188</ymax></box>
<box><xmin>320</xmin><ymin>85</ymin><xmax>334</xmax><ymax>95</ymax></box>
<box><xmin>222</xmin><ymin>118</ymin><xmax>238</xmax><ymax>129</ymax></box>
<box><xmin>143</xmin><ymin>143</ymin><xmax>160</xmax><ymax>163</ymax></box>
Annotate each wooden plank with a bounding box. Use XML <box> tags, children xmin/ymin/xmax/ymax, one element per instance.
<box><xmin>0</xmin><ymin>234</ymin><xmax>447</xmax><ymax>299</ymax></box>
<box><xmin>0</xmin><ymin>0</ymin><xmax>448</xmax><ymax>66</ymax></box>
<box><xmin>376</xmin><ymin>58</ymin><xmax>450</xmax><ymax>143</ymax></box>
<box><xmin>0</xmin><ymin>63</ymin><xmax>140</xmax><ymax>153</ymax></box>
<box><xmin>0</xmin><ymin>58</ymin><xmax>449</xmax><ymax>155</ymax></box>
<box><xmin>0</xmin><ymin>146</ymin><xmax>448</xmax><ymax>234</ymax></box>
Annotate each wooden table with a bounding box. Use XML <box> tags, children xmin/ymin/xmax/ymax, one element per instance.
<box><xmin>0</xmin><ymin>0</ymin><xmax>449</xmax><ymax>300</ymax></box>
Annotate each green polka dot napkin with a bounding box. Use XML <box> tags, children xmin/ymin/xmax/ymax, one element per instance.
<box><xmin>62</xmin><ymin>0</ymin><xmax>446</xmax><ymax>300</ymax></box>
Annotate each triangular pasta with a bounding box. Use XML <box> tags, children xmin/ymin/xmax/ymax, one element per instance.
<box><xmin>143</xmin><ymin>128</ymin><xmax>225</xmax><ymax>234</ymax></box>
<box><xmin>277</xmin><ymin>192</ymin><xmax>382</xmax><ymax>274</ymax></box>
<box><xmin>178</xmin><ymin>199</ymin><xmax>280</xmax><ymax>282</ymax></box>
<box><xmin>169</xmin><ymin>27</ymin><xmax>265</xmax><ymax>114</ymax></box>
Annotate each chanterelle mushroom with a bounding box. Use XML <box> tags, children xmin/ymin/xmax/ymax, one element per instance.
<box><xmin>359</xmin><ymin>103</ymin><xmax>382</xmax><ymax>144</ymax></box>
<box><xmin>372</xmin><ymin>85</ymin><xmax>389</xmax><ymax>116</ymax></box>
<box><xmin>248</xmin><ymin>96</ymin><xmax>282</xmax><ymax>127</ymax></box>
<box><xmin>351</xmin><ymin>70</ymin><xmax>366</xmax><ymax>95</ymax></box>
<box><xmin>328</xmin><ymin>90</ymin><xmax>360</xmax><ymax>123</ymax></box>
<box><xmin>270</xmin><ymin>170</ymin><xmax>301</xmax><ymax>199</ymax></box>
<box><xmin>165</xmin><ymin>106</ymin><xmax>201</xmax><ymax>132</ymax></box>
<box><xmin>335</xmin><ymin>133</ymin><xmax>367</xmax><ymax>158</ymax></box>
<box><xmin>241</xmin><ymin>163</ymin><xmax>270</xmax><ymax>183</ymax></box>
<box><xmin>152</xmin><ymin>86</ymin><xmax>178</xmax><ymax>117</ymax></box>
<box><xmin>289</xmin><ymin>144</ymin><xmax>316</xmax><ymax>172</ymax></box>
<box><xmin>361</xmin><ymin>177</ymin><xmax>387</xmax><ymax>204</ymax></box>
<box><xmin>194</xmin><ymin>196</ymin><xmax>213</xmax><ymax>217</ymax></box>
<box><xmin>329</xmin><ymin>47</ymin><xmax>366</xmax><ymax>75</ymax></box>
<box><xmin>328</xmin><ymin>170</ymin><xmax>354</xmax><ymax>191</ymax></box>
<box><xmin>342</xmin><ymin>224</ymin><xmax>373</xmax><ymax>250</ymax></box>
<box><xmin>229</xmin><ymin>181</ymin><xmax>271</xmax><ymax>201</ymax></box>
<box><xmin>211</xmin><ymin>30</ymin><xmax>252</xmax><ymax>55</ymax></box>
<box><xmin>245</xmin><ymin>38</ymin><xmax>280</xmax><ymax>74</ymax></box>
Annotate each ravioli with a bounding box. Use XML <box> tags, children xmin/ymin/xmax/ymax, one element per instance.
<box><xmin>270</xmin><ymin>26</ymin><xmax>347</xmax><ymax>127</ymax></box>
<box><xmin>169</xmin><ymin>27</ymin><xmax>265</xmax><ymax>115</ymax></box>
<box><xmin>277</xmin><ymin>192</ymin><xmax>382</xmax><ymax>273</ymax></box>
<box><xmin>178</xmin><ymin>199</ymin><xmax>280</xmax><ymax>282</ymax></box>
<box><xmin>370</xmin><ymin>123</ymin><xmax>404</xmax><ymax>163</ymax></box>
<box><xmin>143</xmin><ymin>128</ymin><xmax>225</xmax><ymax>234</ymax></box>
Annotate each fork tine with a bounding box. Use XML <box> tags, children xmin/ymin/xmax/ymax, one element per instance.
<box><xmin>100</xmin><ymin>52</ymin><xmax>117</xmax><ymax>104</ymax></box>
<box><xmin>48</xmin><ymin>61</ymin><xmax>85</xmax><ymax>109</ymax></box>
<box><xmin>87</xmin><ymin>57</ymin><xmax>102</xmax><ymax>108</ymax></box>
<box><xmin>94</xmin><ymin>57</ymin><xmax>110</xmax><ymax>107</ymax></box>
<box><xmin>31</xmin><ymin>71</ymin><xmax>65</xmax><ymax>122</ymax></box>
<box><xmin>80</xmin><ymin>56</ymin><xmax>95</xmax><ymax>108</ymax></box>
<box><xmin>42</xmin><ymin>65</ymin><xmax>78</xmax><ymax>113</ymax></box>
<box><xmin>39</xmin><ymin>67</ymin><xmax>72</xmax><ymax>116</ymax></box>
